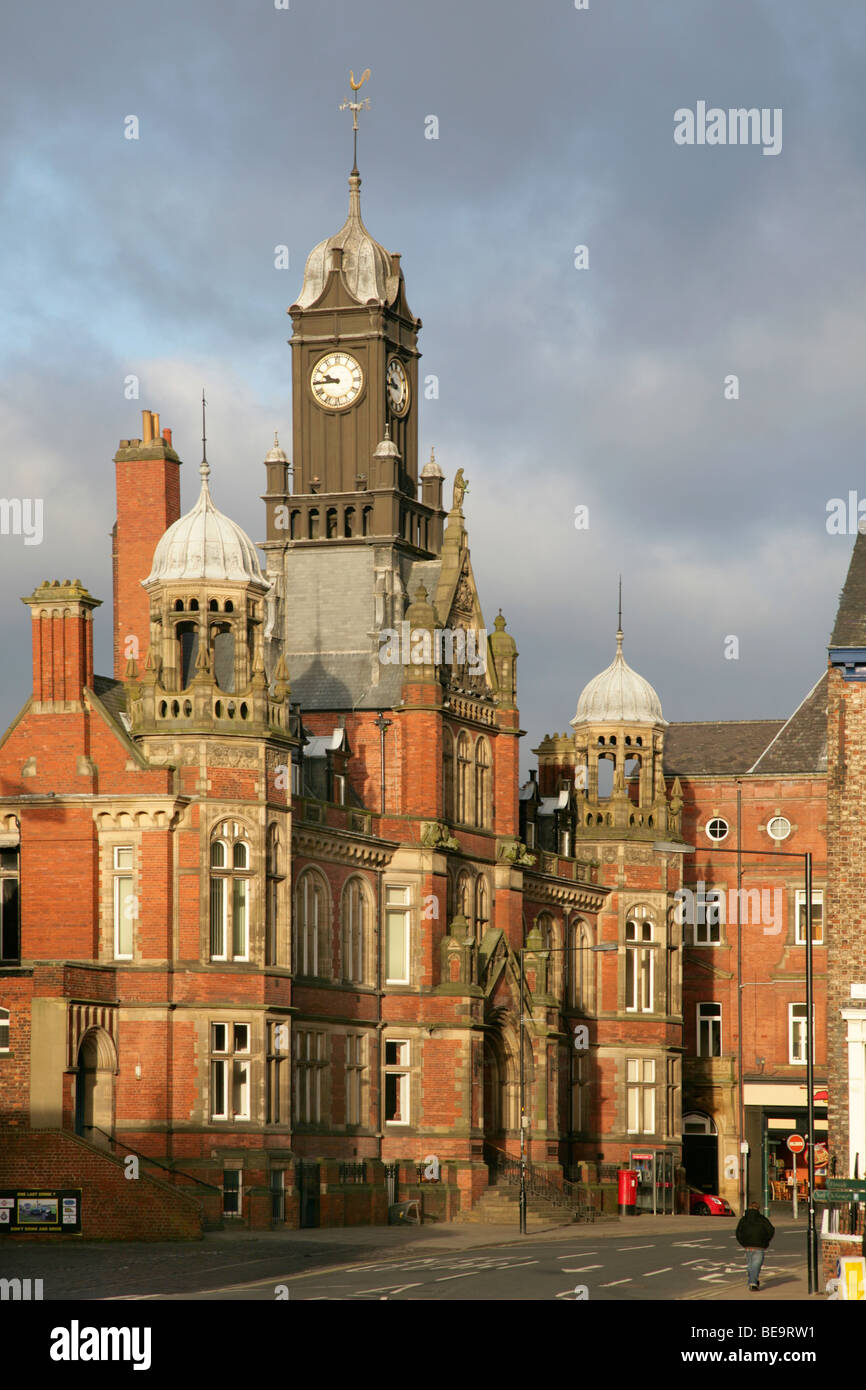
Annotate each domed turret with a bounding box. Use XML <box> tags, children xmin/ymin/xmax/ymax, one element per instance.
<box><xmin>144</xmin><ymin>459</ymin><xmax>267</xmax><ymax>591</ymax></box>
<box><xmin>572</xmin><ymin>629</ymin><xmax>666</xmax><ymax>728</ymax></box>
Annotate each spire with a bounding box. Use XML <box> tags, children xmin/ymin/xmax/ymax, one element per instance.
<box><xmin>200</xmin><ymin>388</ymin><xmax>210</xmax><ymax>484</ymax></box>
<box><xmin>617</xmin><ymin>575</ymin><xmax>623</xmax><ymax>653</ymax></box>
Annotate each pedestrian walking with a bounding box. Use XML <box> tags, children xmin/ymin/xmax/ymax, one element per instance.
<box><xmin>735</xmin><ymin>1201</ymin><xmax>775</xmax><ymax>1290</ymax></box>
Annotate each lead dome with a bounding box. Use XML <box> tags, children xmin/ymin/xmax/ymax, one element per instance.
<box><xmin>571</xmin><ymin>629</ymin><xmax>666</xmax><ymax>727</ymax></box>
<box><xmin>144</xmin><ymin>459</ymin><xmax>267</xmax><ymax>590</ymax></box>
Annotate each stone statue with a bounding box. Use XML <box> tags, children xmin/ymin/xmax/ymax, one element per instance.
<box><xmin>452</xmin><ymin>468</ymin><xmax>469</xmax><ymax>511</ymax></box>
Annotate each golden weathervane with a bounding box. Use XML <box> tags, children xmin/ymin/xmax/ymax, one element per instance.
<box><xmin>340</xmin><ymin>68</ymin><xmax>371</xmax><ymax>172</ymax></box>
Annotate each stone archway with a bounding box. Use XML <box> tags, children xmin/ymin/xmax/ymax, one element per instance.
<box><xmin>74</xmin><ymin>1028</ymin><xmax>117</xmax><ymax>1147</ymax></box>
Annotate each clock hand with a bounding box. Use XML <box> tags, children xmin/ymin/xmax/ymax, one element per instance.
<box><xmin>315</xmin><ymin>374</ymin><xmax>341</xmax><ymax>384</ymax></box>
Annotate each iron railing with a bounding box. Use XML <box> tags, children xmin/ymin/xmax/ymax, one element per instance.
<box><xmin>338</xmin><ymin>1161</ymin><xmax>368</xmax><ymax>1185</ymax></box>
<box><xmin>485</xmin><ymin>1143</ymin><xmax>598</xmax><ymax>1222</ymax></box>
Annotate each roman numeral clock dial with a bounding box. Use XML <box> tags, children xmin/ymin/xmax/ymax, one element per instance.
<box><xmin>310</xmin><ymin>352</ymin><xmax>363</xmax><ymax>410</ymax></box>
<box><xmin>386</xmin><ymin>356</ymin><xmax>409</xmax><ymax>416</ymax></box>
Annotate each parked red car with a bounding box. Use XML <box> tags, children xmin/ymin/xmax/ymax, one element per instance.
<box><xmin>689</xmin><ymin>1188</ymin><xmax>734</xmax><ymax>1216</ymax></box>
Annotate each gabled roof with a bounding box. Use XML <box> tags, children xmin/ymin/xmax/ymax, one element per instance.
<box><xmin>830</xmin><ymin>530</ymin><xmax>866</xmax><ymax>646</ymax></box>
<box><xmin>663</xmin><ymin>720</ymin><xmax>785</xmax><ymax>777</ymax></box>
<box><xmin>748</xmin><ymin>672</ymin><xmax>827</xmax><ymax>774</ymax></box>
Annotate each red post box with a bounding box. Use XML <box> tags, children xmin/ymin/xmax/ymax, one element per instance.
<box><xmin>618</xmin><ymin>1168</ymin><xmax>639</xmax><ymax>1216</ymax></box>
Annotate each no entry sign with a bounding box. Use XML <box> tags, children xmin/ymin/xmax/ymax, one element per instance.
<box><xmin>787</xmin><ymin>1134</ymin><xmax>806</xmax><ymax>1154</ymax></box>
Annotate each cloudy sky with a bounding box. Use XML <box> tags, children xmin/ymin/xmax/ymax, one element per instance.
<box><xmin>2</xmin><ymin>0</ymin><xmax>865</xmax><ymax>771</ymax></box>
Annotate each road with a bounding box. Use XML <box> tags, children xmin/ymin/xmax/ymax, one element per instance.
<box><xmin>2</xmin><ymin>1217</ymin><xmax>811</xmax><ymax>1301</ymax></box>
<box><xmin>118</xmin><ymin>1224</ymin><xmax>807</xmax><ymax>1301</ymax></box>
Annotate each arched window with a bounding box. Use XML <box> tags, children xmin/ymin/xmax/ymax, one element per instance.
<box><xmin>344</xmin><ymin>506</ymin><xmax>355</xmax><ymax>538</ymax></box>
<box><xmin>474</xmin><ymin>737</ymin><xmax>492</xmax><ymax>828</ymax></box>
<box><xmin>626</xmin><ymin>907</ymin><xmax>654</xmax><ymax>1012</ymax></box>
<box><xmin>362</xmin><ymin>506</ymin><xmax>372</xmax><ymax>536</ymax></box>
<box><xmin>341</xmin><ymin>877</ymin><xmax>370</xmax><ymax>983</ymax></box>
<box><xmin>442</xmin><ymin>728</ymin><xmax>455</xmax><ymax>821</ymax></box>
<box><xmin>265</xmin><ymin>824</ymin><xmax>283</xmax><ymax>966</ymax></box>
<box><xmin>475</xmin><ymin>876</ymin><xmax>490</xmax><ymax>940</ymax></box>
<box><xmin>456</xmin><ymin>732</ymin><xmax>472</xmax><ymax>824</ymax></box>
<box><xmin>536</xmin><ymin>911</ymin><xmax>563</xmax><ymax>994</ymax></box>
<box><xmin>177</xmin><ymin>621</ymin><xmax>198</xmax><ymax>688</ymax></box>
<box><xmin>213</xmin><ymin>625</ymin><xmax>235</xmax><ymax>692</ymax></box>
<box><xmin>456</xmin><ymin>869</ymin><xmax>473</xmax><ymax>923</ymax></box>
<box><xmin>210</xmin><ymin>822</ymin><xmax>251</xmax><ymax>961</ymax></box>
<box><xmin>326</xmin><ymin>507</ymin><xmax>338</xmax><ymax>538</ymax></box>
<box><xmin>294</xmin><ymin>870</ymin><xmax>330</xmax><ymax>978</ymax></box>
<box><xmin>570</xmin><ymin>918</ymin><xmax>594</xmax><ymax>1011</ymax></box>
<box><xmin>290</xmin><ymin>510</ymin><xmax>300</xmax><ymax>540</ymax></box>
<box><xmin>308</xmin><ymin>509</ymin><xmax>319</xmax><ymax>540</ymax></box>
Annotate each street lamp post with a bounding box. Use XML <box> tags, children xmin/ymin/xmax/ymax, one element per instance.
<box><xmin>654</xmin><ymin>838</ymin><xmax>818</xmax><ymax>1293</ymax></box>
<box><xmin>518</xmin><ymin>939</ymin><xmax>618</xmax><ymax>1234</ymax></box>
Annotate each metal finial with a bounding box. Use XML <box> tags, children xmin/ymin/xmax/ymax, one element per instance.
<box><xmin>618</xmin><ymin>575</ymin><xmax>622</xmax><ymax>632</ymax></box>
<box><xmin>273</xmin><ymin>431</ymin><xmax>279</xmax><ymax>448</ymax></box>
<box><xmin>339</xmin><ymin>68</ymin><xmax>371</xmax><ymax>174</ymax></box>
<box><xmin>200</xmin><ymin>389</ymin><xmax>210</xmax><ymax>481</ymax></box>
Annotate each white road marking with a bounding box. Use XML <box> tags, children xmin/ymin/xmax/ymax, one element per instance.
<box><xmin>644</xmin><ymin>1268</ymin><xmax>673</xmax><ymax>1277</ymax></box>
<box><xmin>617</xmin><ymin>1244</ymin><xmax>654</xmax><ymax>1251</ymax></box>
<box><xmin>561</xmin><ymin>1265</ymin><xmax>602</xmax><ymax>1273</ymax></box>
<box><xmin>599</xmin><ymin>1278</ymin><xmax>632</xmax><ymax>1287</ymax></box>
<box><xmin>557</xmin><ymin>1252</ymin><xmax>598</xmax><ymax>1259</ymax></box>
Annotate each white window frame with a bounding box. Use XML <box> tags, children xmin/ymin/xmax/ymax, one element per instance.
<box><xmin>767</xmin><ymin>815</ymin><xmax>791</xmax><ymax>842</ymax></box>
<box><xmin>625</xmin><ymin>918</ymin><xmax>654</xmax><ymax>1013</ymax></box>
<box><xmin>384</xmin><ymin>1038</ymin><xmax>411</xmax><ymax>1125</ymax></box>
<box><xmin>0</xmin><ymin>1006</ymin><xmax>9</xmax><ymax>1052</ymax></box>
<box><xmin>385</xmin><ymin>884</ymin><xmax>411</xmax><ymax>985</ymax></box>
<box><xmin>112</xmin><ymin>845</ymin><xmax>135</xmax><ymax>960</ymax></box>
<box><xmin>795</xmin><ymin>889</ymin><xmax>824</xmax><ymax>946</ymax></box>
<box><xmin>694</xmin><ymin>886</ymin><xmax>723</xmax><ymax>945</ymax></box>
<box><xmin>626</xmin><ymin>1057</ymin><xmax>656</xmax><ymax>1135</ymax></box>
<box><xmin>210</xmin><ymin>1021</ymin><xmax>251</xmax><ymax>1122</ymax></box>
<box><xmin>788</xmin><ymin>1003</ymin><xmax>814</xmax><ymax>1065</ymax></box>
<box><xmin>697</xmin><ymin>1001</ymin><xmax>722</xmax><ymax>1057</ymax></box>
<box><xmin>341</xmin><ymin>878</ymin><xmax>368</xmax><ymax>984</ymax></box>
<box><xmin>705</xmin><ymin>817</ymin><xmax>729</xmax><ymax>842</ymax></box>
<box><xmin>210</xmin><ymin>823</ymin><xmax>251</xmax><ymax>963</ymax></box>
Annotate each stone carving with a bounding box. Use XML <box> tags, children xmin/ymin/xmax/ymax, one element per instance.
<box><xmin>420</xmin><ymin>821</ymin><xmax>459</xmax><ymax>851</ymax></box>
<box><xmin>498</xmin><ymin>838</ymin><xmax>536</xmax><ymax>867</ymax></box>
<box><xmin>452</xmin><ymin>468</ymin><xmax>468</xmax><ymax>511</ymax></box>
<box><xmin>209</xmin><ymin>745</ymin><xmax>259</xmax><ymax>768</ymax></box>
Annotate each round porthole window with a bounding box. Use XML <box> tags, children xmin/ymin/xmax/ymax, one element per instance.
<box><xmin>706</xmin><ymin>817</ymin><xmax>729</xmax><ymax>841</ymax></box>
<box><xmin>767</xmin><ymin>816</ymin><xmax>791</xmax><ymax>841</ymax></box>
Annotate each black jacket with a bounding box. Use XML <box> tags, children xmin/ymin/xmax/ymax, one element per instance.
<box><xmin>735</xmin><ymin>1209</ymin><xmax>775</xmax><ymax>1249</ymax></box>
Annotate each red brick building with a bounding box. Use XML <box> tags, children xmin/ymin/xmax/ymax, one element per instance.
<box><xmin>0</xmin><ymin>159</ymin><xmax>851</xmax><ymax>1233</ymax></box>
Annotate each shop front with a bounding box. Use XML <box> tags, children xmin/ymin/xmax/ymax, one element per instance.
<box><xmin>743</xmin><ymin>1082</ymin><xmax>829</xmax><ymax>1209</ymax></box>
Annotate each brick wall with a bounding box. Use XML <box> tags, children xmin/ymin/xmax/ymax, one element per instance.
<box><xmin>0</xmin><ymin>1130</ymin><xmax>204</xmax><ymax>1240</ymax></box>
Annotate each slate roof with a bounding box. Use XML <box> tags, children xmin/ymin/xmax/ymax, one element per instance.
<box><xmin>663</xmin><ymin>673</ymin><xmax>828</xmax><ymax>778</ymax></box>
<box><xmin>663</xmin><ymin>720</ymin><xmax>785</xmax><ymax>777</ymax></box>
<box><xmin>92</xmin><ymin>675</ymin><xmax>129</xmax><ymax>731</ymax></box>
<box><xmin>748</xmin><ymin>672</ymin><xmax>827</xmax><ymax>774</ymax></box>
<box><xmin>830</xmin><ymin>530</ymin><xmax>866</xmax><ymax>646</ymax></box>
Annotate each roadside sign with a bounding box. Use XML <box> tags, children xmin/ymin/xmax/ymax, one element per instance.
<box><xmin>814</xmin><ymin>1088</ymin><xmax>829</xmax><ymax>1104</ymax></box>
<box><xmin>787</xmin><ymin>1135</ymin><xmax>805</xmax><ymax>1154</ymax></box>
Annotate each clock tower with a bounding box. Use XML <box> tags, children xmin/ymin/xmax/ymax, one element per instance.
<box><xmin>261</xmin><ymin>78</ymin><xmax>447</xmax><ymax>711</ymax></box>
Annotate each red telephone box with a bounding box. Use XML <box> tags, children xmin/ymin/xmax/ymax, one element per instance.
<box><xmin>618</xmin><ymin>1168</ymin><xmax>639</xmax><ymax>1216</ymax></box>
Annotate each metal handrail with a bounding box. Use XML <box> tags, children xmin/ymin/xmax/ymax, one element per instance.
<box><xmin>87</xmin><ymin>1126</ymin><xmax>221</xmax><ymax>1193</ymax></box>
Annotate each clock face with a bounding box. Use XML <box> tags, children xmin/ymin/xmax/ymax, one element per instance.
<box><xmin>386</xmin><ymin>356</ymin><xmax>409</xmax><ymax>416</ymax></box>
<box><xmin>310</xmin><ymin>352</ymin><xmax>364</xmax><ymax>410</ymax></box>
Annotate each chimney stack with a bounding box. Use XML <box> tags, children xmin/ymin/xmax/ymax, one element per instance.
<box><xmin>113</xmin><ymin>414</ymin><xmax>181</xmax><ymax>679</ymax></box>
<box><xmin>23</xmin><ymin>579</ymin><xmax>102</xmax><ymax>707</ymax></box>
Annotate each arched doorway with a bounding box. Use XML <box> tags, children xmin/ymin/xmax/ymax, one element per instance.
<box><xmin>74</xmin><ymin>1029</ymin><xmax>117</xmax><ymax>1147</ymax></box>
<box><xmin>682</xmin><ymin>1111</ymin><xmax>718</xmax><ymax>1193</ymax></box>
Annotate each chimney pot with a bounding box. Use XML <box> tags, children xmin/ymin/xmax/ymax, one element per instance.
<box><xmin>141</xmin><ymin>410</ymin><xmax>153</xmax><ymax>443</ymax></box>
<box><xmin>162</xmin><ymin>427</ymin><xmax>172</xmax><ymax>447</ymax></box>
